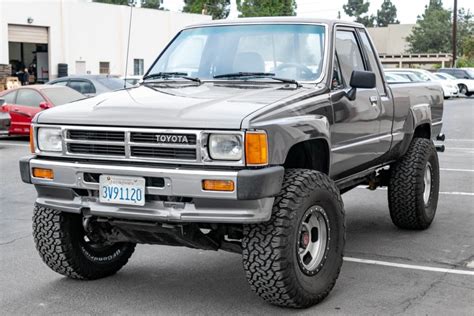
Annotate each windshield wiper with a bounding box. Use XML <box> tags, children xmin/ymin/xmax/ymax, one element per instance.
<box><xmin>213</xmin><ymin>72</ymin><xmax>301</xmax><ymax>87</ymax></box>
<box><xmin>142</xmin><ymin>72</ymin><xmax>201</xmax><ymax>83</ymax></box>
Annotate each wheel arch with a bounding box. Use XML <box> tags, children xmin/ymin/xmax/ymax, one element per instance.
<box><xmin>284</xmin><ymin>138</ymin><xmax>330</xmax><ymax>175</ymax></box>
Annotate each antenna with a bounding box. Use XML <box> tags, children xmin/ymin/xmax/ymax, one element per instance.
<box><xmin>124</xmin><ymin>0</ymin><xmax>135</xmax><ymax>88</ymax></box>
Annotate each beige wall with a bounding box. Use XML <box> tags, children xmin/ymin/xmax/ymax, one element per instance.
<box><xmin>0</xmin><ymin>0</ymin><xmax>211</xmax><ymax>78</ymax></box>
<box><xmin>367</xmin><ymin>24</ymin><xmax>414</xmax><ymax>55</ymax></box>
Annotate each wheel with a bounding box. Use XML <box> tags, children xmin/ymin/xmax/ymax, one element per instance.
<box><xmin>242</xmin><ymin>169</ymin><xmax>345</xmax><ymax>308</ymax></box>
<box><xmin>388</xmin><ymin>138</ymin><xmax>440</xmax><ymax>230</ymax></box>
<box><xmin>33</xmin><ymin>204</ymin><xmax>135</xmax><ymax>279</ymax></box>
<box><xmin>458</xmin><ymin>84</ymin><xmax>468</xmax><ymax>96</ymax></box>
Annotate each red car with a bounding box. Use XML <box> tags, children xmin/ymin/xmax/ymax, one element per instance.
<box><xmin>0</xmin><ymin>85</ymin><xmax>85</xmax><ymax>136</ymax></box>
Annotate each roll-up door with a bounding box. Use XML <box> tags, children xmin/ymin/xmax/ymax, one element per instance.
<box><xmin>8</xmin><ymin>25</ymin><xmax>48</xmax><ymax>44</ymax></box>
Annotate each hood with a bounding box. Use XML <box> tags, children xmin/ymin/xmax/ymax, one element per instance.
<box><xmin>36</xmin><ymin>83</ymin><xmax>313</xmax><ymax>129</ymax></box>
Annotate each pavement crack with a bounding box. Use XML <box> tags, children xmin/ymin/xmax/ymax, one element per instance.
<box><xmin>395</xmin><ymin>272</ymin><xmax>448</xmax><ymax>315</ymax></box>
<box><xmin>0</xmin><ymin>234</ymin><xmax>30</xmax><ymax>246</ymax></box>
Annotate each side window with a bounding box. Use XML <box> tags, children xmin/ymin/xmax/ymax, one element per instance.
<box><xmin>68</xmin><ymin>80</ymin><xmax>95</xmax><ymax>94</ymax></box>
<box><xmin>335</xmin><ymin>30</ymin><xmax>366</xmax><ymax>86</ymax></box>
<box><xmin>454</xmin><ymin>70</ymin><xmax>465</xmax><ymax>79</ymax></box>
<box><xmin>2</xmin><ymin>91</ymin><xmax>17</xmax><ymax>104</ymax></box>
<box><xmin>359</xmin><ymin>31</ymin><xmax>385</xmax><ymax>94</ymax></box>
<box><xmin>16</xmin><ymin>89</ymin><xmax>45</xmax><ymax>107</ymax></box>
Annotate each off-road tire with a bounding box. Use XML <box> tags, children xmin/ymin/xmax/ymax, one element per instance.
<box><xmin>33</xmin><ymin>204</ymin><xmax>136</xmax><ymax>279</ymax></box>
<box><xmin>242</xmin><ymin>169</ymin><xmax>345</xmax><ymax>308</ymax></box>
<box><xmin>388</xmin><ymin>138</ymin><xmax>440</xmax><ymax>230</ymax></box>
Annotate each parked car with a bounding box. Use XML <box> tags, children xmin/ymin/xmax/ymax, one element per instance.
<box><xmin>384</xmin><ymin>72</ymin><xmax>410</xmax><ymax>83</ymax></box>
<box><xmin>47</xmin><ymin>75</ymin><xmax>130</xmax><ymax>97</ymax></box>
<box><xmin>22</xmin><ymin>18</ymin><xmax>444</xmax><ymax>308</ymax></box>
<box><xmin>386</xmin><ymin>71</ymin><xmax>424</xmax><ymax>82</ymax></box>
<box><xmin>0</xmin><ymin>85</ymin><xmax>85</xmax><ymax>136</ymax></box>
<box><xmin>386</xmin><ymin>68</ymin><xmax>458</xmax><ymax>98</ymax></box>
<box><xmin>0</xmin><ymin>110</ymin><xmax>10</xmax><ymax>136</ymax></box>
<box><xmin>436</xmin><ymin>71</ymin><xmax>474</xmax><ymax>97</ymax></box>
<box><xmin>121</xmin><ymin>75</ymin><xmax>142</xmax><ymax>86</ymax></box>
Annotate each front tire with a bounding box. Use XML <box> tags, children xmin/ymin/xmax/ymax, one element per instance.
<box><xmin>458</xmin><ymin>84</ymin><xmax>468</xmax><ymax>96</ymax></box>
<box><xmin>33</xmin><ymin>204</ymin><xmax>136</xmax><ymax>279</ymax></box>
<box><xmin>388</xmin><ymin>138</ymin><xmax>440</xmax><ymax>230</ymax></box>
<box><xmin>242</xmin><ymin>169</ymin><xmax>345</xmax><ymax>308</ymax></box>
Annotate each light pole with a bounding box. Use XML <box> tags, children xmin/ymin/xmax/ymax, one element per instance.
<box><xmin>452</xmin><ymin>0</ymin><xmax>457</xmax><ymax>67</ymax></box>
<box><xmin>124</xmin><ymin>0</ymin><xmax>136</xmax><ymax>87</ymax></box>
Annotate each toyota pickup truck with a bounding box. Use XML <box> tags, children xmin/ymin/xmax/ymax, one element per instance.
<box><xmin>20</xmin><ymin>18</ymin><xmax>444</xmax><ymax>308</ymax></box>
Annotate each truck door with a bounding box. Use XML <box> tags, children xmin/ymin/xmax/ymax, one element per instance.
<box><xmin>330</xmin><ymin>27</ymin><xmax>392</xmax><ymax>179</ymax></box>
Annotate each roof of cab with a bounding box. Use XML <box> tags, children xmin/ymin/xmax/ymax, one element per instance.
<box><xmin>185</xmin><ymin>17</ymin><xmax>364</xmax><ymax>29</ymax></box>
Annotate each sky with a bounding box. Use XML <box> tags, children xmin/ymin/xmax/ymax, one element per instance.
<box><xmin>162</xmin><ymin>0</ymin><xmax>474</xmax><ymax>24</ymax></box>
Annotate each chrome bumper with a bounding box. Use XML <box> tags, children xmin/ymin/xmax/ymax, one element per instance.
<box><xmin>21</xmin><ymin>157</ymin><xmax>284</xmax><ymax>223</ymax></box>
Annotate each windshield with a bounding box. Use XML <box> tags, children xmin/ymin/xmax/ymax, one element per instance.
<box><xmin>465</xmin><ymin>69</ymin><xmax>474</xmax><ymax>79</ymax></box>
<box><xmin>42</xmin><ymin>87</ymin><xmax>85</xmax><ymax>105</ymax></box>
<box><xmin>96</xmin><ymin>77</ymin><xmax>130</xmax><ymax>90</ymax></box>
<box><xmin>148</xmin><ymin>24</ymin><xmax>326</xmax><ymax>82</ymax></box>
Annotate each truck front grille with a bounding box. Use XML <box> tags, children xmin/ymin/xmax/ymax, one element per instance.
<box><xmin>63</xmin><ymin>127</ymin><xmax>200</xmax><ymax>163</ymax></box>
<box><xmin>131</xmin><ymin>146</ymin><xmax>197</xmax><ymax>160</ymax></box>
<box><xmin>68</xmin><ymin>130</ymin><xmax>125</xmax><ymax>142</ymax></box>
<box><xmin>68</xmin><ymin>143</ymin><xmax>126</xmax><ymax>156</ymax></box>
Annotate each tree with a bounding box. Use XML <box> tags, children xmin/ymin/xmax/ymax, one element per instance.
<box><xmin>94</xmin><ymin>0</ymin><xmax>129</xmax><ymax>5</ymax></box>
<box><xmin>141</xmin><ymin>0</ymin><xmax>163</xmax><ymax>9</ymax></box>
<box><xmin>237</xmin><ymin>0</ymin><xmax>297</xmax><ymax>17</ymax></box>
<box><xmin>457</xmin><ymin>8</ymin><xmax>474</xmax><ymax>57</ymax></box>
<box><xmin>93</xmin><ymin>0</ymin><xmax>163</xmax><ymax>9</ymax></box>
<box><xmin>376</xmin><ymin>0</ymin><xmax>399</xmax><ymax>27</ymax></box>
<box><xmin>406</xmin><ymin>0</ymin><xmax>452</xmax><ymax>53</ymax></box>
<box><xmin>183</xmin><ymin>0</ymin><xmax>230</xmax><ymax>19</ymax></box>
<box><xmin>343</xmin><ymin>0</ymin><xmax>375</xmax><ymax>27</ymax></box>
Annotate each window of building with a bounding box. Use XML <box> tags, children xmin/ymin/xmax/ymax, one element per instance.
<box><xmin>99</xmin><ymin>62</ymin><xmax>110</xmax><ymax>75</ymax></box>
<box><xmin>133</xmin><ymin>59</ymin><xmax>144</xmax><ymax>76</ymax></box>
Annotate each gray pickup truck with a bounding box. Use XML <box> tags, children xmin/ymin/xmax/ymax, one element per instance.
<box><xmin>20</xmin><ymin>18</ymin><xmax>444</xmax><ymax>308</ymax></box>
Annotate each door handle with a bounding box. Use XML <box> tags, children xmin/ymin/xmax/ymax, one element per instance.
<box><xmin>369</xmin><ymin>96</ymin><xmax>378</xmax><ymax>106</ymax></box>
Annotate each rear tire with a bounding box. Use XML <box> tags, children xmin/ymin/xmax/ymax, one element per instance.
<box><xmin>242</xmin><ymin>169</ymin><xmax>345</xmax><ymax>308</ymax></box>
<box><xmin>33</xmin><ymin>204</ymin><xmax>135</xmax><ymax>279</ymax></box>
<box><xmin>388</xmin><ymin>138</ymin><xmax>440</xmax><ymax>230</ymax></box>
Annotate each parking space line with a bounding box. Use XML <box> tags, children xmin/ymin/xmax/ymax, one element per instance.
<box><xmin>440</xmin><ymin>168</ymin><xmax>474</xmax><ymax>172</ymax></box>
<box><xmin>344</xmin><ymin>257</ymin><xmax>474</xmax><ymax>276</ymax></box>
<box><xmin>0</xmin><ymin>142</ymin><xmax>29</xmax><ymax>147</ymax></box>
<box><xmin>356</xmin><ymin>186</ymin><xmax>474</xmax><ymax>196</ymax></box>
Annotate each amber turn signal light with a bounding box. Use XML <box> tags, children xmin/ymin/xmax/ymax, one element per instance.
<box><xmin>32</xmin><ymin>168</ymin><xmax>54</xmax><ymax>179</ymax></box>
<box><xmin>29</xmin><ymin>127</ymin><xmax>35</xmax><ymax>153</ymax></box>
<box><xmin>202</xmin><ymin>179</ymin><xmax>235</xmax><ymax>192</ymax></box>
<box><xmin>245</xmin><ymin>132</ymin><xmax>268</xmax><ymax>165</ymax></box>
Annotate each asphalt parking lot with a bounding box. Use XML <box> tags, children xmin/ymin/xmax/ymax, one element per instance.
<box><xmin>1</xmin><ymin>98</ymin><xmax>473</xmax><ymax>315</ymax></box>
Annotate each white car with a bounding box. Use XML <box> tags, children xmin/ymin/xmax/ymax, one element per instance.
<box><xmin>386</xmin><ymin>68</ymin><xmax>459</xmax><ymax>98</ymax></box>
<box><xmin>435</xmin><ymin>72</ymin><xmax>474</xmax><ymax>97</ymax></box>
<box><xmin>384</xmin><ymin>72</ymin><xmax>410</xmax><ymax>83</ymax></box>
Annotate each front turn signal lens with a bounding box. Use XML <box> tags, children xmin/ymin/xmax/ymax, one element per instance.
<box><xmin>29</xmin><ymin>127</ymin><xmax>35</xmax><ymax>153</ymax></box>
<box><xmin>202</xmin><ymin>180</ymin><xmax>235</xmax><ymax>192</ymax></box>
<box><xmin>245</xmin><ymin>131</ymin><xmax>268</xmax><ymax>165</ymax></box>
<box><xmin>32</xmin><ymin>168</ymin><xmax>54</xmax><ymax>179</ymax></box>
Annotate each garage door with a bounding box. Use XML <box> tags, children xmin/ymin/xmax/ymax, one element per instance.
<box><xmin>8</xmin><ymin>25</ymin><xmax>48</xmax><ymax>44</ymax></box>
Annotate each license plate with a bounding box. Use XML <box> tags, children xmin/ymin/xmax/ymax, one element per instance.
<box><xmin>99</xmin><ymin>175</ymin><xmax>145</xmax><ymax>206</ymax></box>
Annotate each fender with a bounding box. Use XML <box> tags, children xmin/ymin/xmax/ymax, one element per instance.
<box><xmin>398</xmin><ymin>103</ymin><xmax>432</xmax><ymax>156</ymax></box>
<box><xmin>246</xmin><ymin>114</ymin><xmax>331</xmax><ymax>165</ymax></box>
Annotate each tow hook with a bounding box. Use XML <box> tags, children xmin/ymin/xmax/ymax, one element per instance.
<box><xmin>435</xmin><ymin>145</ymin><xmax>445</xmax><ymax>152</ymax></box>
<box><xmin>436</xmin><ymin>133</ymin><xmax>445</xmax><ymax>141</ymax></box>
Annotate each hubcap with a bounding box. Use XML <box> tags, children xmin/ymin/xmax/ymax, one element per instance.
<box><xmin>423</xmin><ymin>162</ymin><xmax>432</xmax><ymax>205</ymax></box>
<box><xmin>297</xmin><ymin>205</ymin><xmax>329</xmax><ymax>275</ymax></box>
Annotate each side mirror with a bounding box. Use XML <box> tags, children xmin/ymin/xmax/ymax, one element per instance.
<box><xmin>0</xmin><ymin>99</ymin><xmax>5</xmax><ymax>106</ymax></box>
<box><xmin>347</xmin><ymin>70</ymin><xmax>376</xmax><ymax>100</ymax></box>
<box><xmin>39</xmin><ymin>102</ymin><xmax>52</xmax><ymax>109</ymax></box>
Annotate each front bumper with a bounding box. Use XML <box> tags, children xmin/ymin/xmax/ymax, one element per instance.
<box><xmin>20</xmin><ymin>157</ymin><xmax>284</xmax><ymax>223</ymax></box>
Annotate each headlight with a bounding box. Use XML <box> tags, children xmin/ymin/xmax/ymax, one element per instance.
<box><xmin>37</xmin><ymin>128</ymin><xmax>62</xmax><ymax>152</ymax></box>
<box><xmin>208</xmin><ymin>134</ymin><xmax>243</xmax><ymax>160</ymax></box>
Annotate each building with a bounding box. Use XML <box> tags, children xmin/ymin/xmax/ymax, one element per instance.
<box><xmin>367</xmin><ymin>24</ymin><xmax>452</xmax><ymax>69</ymax></box>
<box><xmin>0</xmin><ymin>0</ymin><xmax>211</xmax><ymax>82</ymax></box>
